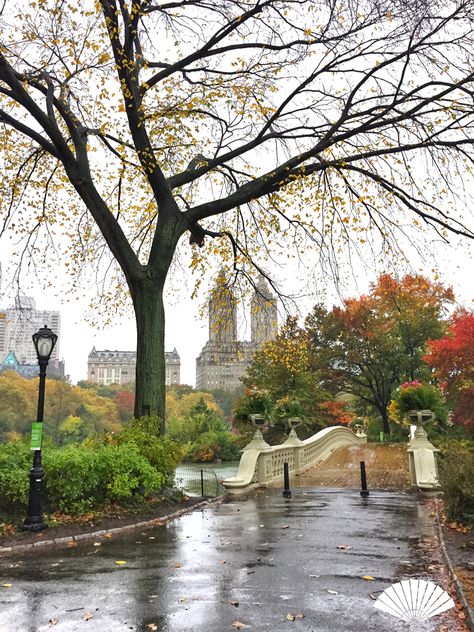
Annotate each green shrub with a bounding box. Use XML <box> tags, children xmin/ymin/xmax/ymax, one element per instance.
<box><xmin>0</xmin><ymin>417</ymin><xmax>183</xmax><ymax>519</ymax></box>
<box><xmin>43</xmin><ymin>445</ymin><xmax>101</xmax><ymax>513</ymax></box>
<box><xmin>116</xmin><ymin>415</ymin><xmax>184</xmax><ymax>484</ymax></box>
<box><xmin>438</xmin><ymin>440</ymin><xmax>474</xmax><ymax>523</ymax></box>
<box><xmin>0</xmin><ymin>440</ymin><xmax>30</xmax><ymax>511</ymax></box>
<box><xmin>43</xmin><ymin>443</ymin><xmax>164</xmax><ymax>514</ymax></box>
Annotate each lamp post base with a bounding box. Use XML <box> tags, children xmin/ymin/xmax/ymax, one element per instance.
<box><xmin>22</xmin><ymin>518</ymin><xmax>47</xmax><ymax>532</ymax></box>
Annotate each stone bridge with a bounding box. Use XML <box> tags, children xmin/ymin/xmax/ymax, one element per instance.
<box><xmin>223</xmin><ymin>425</ymin><xmax>437</xmax><ymax>493</ymax></box>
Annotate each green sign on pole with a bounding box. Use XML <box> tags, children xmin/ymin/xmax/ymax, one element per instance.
<box><xmin>30</xmin><ymin>422</ymin><xmax>43</xmax><ymax>451</ymax></box>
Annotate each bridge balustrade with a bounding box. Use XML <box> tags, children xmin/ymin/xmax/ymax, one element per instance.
<box><xmin>223</xmin><ymin>425</ymin><xmax>367</xmax><ymax>493</ymax></box>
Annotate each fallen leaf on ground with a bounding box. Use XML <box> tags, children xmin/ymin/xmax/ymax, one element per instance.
<box><xmin>82</xmin><ymin>613</ymin><xmax>94</xmax><ymax>621</ymax></box>
<box><xmin>147</xmin><ymin>624</ymin><xmax>158</xmax><ymax>631</ymax></box>
<box><xmin>327</xmin><ymin>589</ymin><xmax>338</xmax><ymax>595</ymax></box>
<box><xmin>232</xmin><ymin>622</ymin><xmax>249</xmax><ymax>629</ymax></box>
<box><xmin>178</xmin><ymin>597</ymin><xmax>187</xmax><ymax>603</ymax></box>
<box><xmin>171</xmin><ymin>562</ymin><xmax>183</xmax><ymax>568</ymax></box>
<box><xmin>93</xmin><ymin>543</ymin><xmax>101</xmax><ymax>547</ymax></box>
<box><xmin>336</xmin><ymin>544</ymin><xmax>352</xmax><ymax>550</ymax></box>
<box><xmin>67</xmin><ymin>541</ymin><xmax>77</xmax><ymax>548</ymax></box>
<box><xmin>220</xmin><ymin>560</ymin><xmax>228</xmax><ymax>564</ymax></box>
<box><xmin>361</xmin><ymin>575</ymin><xmax>375</xmax><ymax>581</ymax></box>
<box><xmin>48</xmin><ymin>619</ymin><xmax>58</xmax><ymax>627</ymax></box>
<box><xmin>287</xmin><ymin>613</ymin><xmax>304</xmax><ymax>621</ymax></box>
<box><xmin>1</xmin><ymin>584</ymin><xmax>12</xmax><ymax>588</ymax></box>
<box><xmin>102</xmin><ymin>533</ymin><xmax>113</xmax><ymax>538</ymax></box>
<box><xmin>282</xmin><ymin>525</ymin><xmax>289</xmax><ymax>529</ymax></box>
<box><xmin>228</xmin><ymin>600</ymin><xmax>239</xmax><ymax>607</ymax></box>
<box><xmin>115</xmin><ymin>560</ymin><xmax>127</xmax><ymax>565</ymax></box>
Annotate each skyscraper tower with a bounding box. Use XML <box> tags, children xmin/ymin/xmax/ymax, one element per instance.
<box><xmin>196</xmin><ymin>271</ymin><xmax>278</xmax><ymax>391</ymax></box>
<box><xmin>208</xmin><ymin>269</ymin><xmax>237</xmax><ymax>344</ymax></box>
<box><xmin>250</xmin><ymin>276</ymin><xmax>278</xmax><ymax>345</ymax></box>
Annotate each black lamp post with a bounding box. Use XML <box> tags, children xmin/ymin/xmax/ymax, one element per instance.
<box><xmin>23</xmin><ymin>325</ymin><xmax>58</xmax><ymax>532</ymax></box>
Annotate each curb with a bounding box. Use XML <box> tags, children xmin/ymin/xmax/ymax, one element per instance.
<box><xmin>0</xmin><ymin>496</ymin><xmax>222</xmax><ymax>557</ymax></box>
<box><xmin>434</xmin><ymin>496</ymin><xmax>474</xmax><ymax>632</ymax></box>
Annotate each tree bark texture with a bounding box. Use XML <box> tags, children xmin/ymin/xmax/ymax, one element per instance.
<box><xmin>132</xmin><ymin>276</ymin><xmax>167</xmax><ymax>434</ymax></box>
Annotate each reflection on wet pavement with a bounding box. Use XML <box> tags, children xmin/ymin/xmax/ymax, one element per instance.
<box><xmin>0</xmin><ymin>490</ymin><xmax>452</xmax><ymax>631</ymax></box>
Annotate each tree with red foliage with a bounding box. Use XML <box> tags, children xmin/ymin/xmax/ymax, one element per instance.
<box><xmin>424</xmin><ymin>311</ymin><xmax>474</xmax><ymax>434</ymax></box>
<box><xmin>306</xmin><ymin>274</ymin><xmax>454</xmax><ymax>434</ymax></box>
<box><xmin>114</xmin><ymin>390</ymin><xmax>135</xmax><ymax>423</ymax></box>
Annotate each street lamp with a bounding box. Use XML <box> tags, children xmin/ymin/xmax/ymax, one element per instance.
<box><xmin>23</xmin><ymin>325</ymin><xmax>58</xmax><ymax>532</ymax></box>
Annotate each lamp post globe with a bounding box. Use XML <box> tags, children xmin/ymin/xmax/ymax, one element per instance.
<box><xmin>33</xmin><ymin>325</ymin><xmax>58</xmax><ymax>362</ymax></box>
<box><xmin>23</xmin><ymin>325</ymin><xmax>58</xmax><ymax>532</ymax></box>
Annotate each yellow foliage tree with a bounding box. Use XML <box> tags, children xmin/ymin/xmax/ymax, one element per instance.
<box><xmin>1</xmin><ymin>2</ymin><xmax>474</xmax><ymax>430</ymax></box>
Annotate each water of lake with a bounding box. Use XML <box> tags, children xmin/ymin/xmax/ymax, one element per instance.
<box><xmin>174</xmin><ymin>461</ymin><xmax>239</xmax><ymax>497</ymax></box>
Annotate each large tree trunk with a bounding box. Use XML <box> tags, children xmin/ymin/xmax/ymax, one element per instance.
<box><xmin>132</xmin><ymin>275</ymin><xmax>167</xmax><ymax>434</ymax></box>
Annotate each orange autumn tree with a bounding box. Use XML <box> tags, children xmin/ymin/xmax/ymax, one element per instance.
<box><xmin>1</xmin><ymin>2</ymin><xmax>474</xmax><ymax>431</ymax></box>
<box><xmin>239</xmin><ymin>317</ymin><xmax>352</xmax><ymax>440</ymax></box>
<box><xmin>305</xmin><ymin>274</ymin><xmax>454</xmax><ymax>434</ymax></box>
<box><xmin>425</xmin><ymin>310</ymin><xmax>474</xmax><ymax>435</ymax></box>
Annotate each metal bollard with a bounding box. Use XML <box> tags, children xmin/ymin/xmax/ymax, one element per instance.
<box><xmin>283</xmin><ymin>462</ymin><xmax>291</xmax><ymax>498</ymax></box>
<box><xmin>360</xmin><ymin>461</ymin><xmax>369</xmax><ymax>497</ymax></box>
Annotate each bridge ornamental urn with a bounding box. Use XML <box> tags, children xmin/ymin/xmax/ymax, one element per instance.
<box><xmin>243</xmin><ymin>414</ymin><xmax>271</xmax><ymax>451</ymax></box>
<box><xmin>407</xmin><ymin>410</ymin><xmax>434</xmax><ymax>440</ymax></box>
<box><xmin>283</xmin><ymin>417</ymin><xmax>303</xmax><ymax>446</ymax></box>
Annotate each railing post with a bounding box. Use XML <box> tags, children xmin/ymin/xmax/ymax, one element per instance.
<box><xmin>283</xmin><ymin>462</ymin><xmax>291</xmax><ymax>498</ymax></box>
<box><xmin>360</xmin><ymin>461</ymin><xmax>369</xmax><ymax>497</ymax></box>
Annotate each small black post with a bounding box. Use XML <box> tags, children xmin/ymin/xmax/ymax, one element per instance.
<box><xmin>283</xmin><ymin>462</ymin><xmax>291</xmax><ymax>498</ymax></box>
<box><xmin>200</xmin><ymin>469</ymin><xmax>204</xmax><ymax>497</ymax></box>
<box><xmin>360</xmin><ymin>461</ymin><xmax>369</xmax><ymax>497</ymax></box>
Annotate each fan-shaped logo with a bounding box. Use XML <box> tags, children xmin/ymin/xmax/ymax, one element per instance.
<box><xmin>374</xmin><ymin>578</ymin><xmax>454</xmax><ymax>622</ymax></box>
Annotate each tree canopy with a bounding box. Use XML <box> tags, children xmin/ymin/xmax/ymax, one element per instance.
<box><xmin>1</xmin><ymin>1</ymin><xmax>474</xmax><ymax>426</ymax></box>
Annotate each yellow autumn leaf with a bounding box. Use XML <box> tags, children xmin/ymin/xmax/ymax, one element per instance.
<box><xmin>1</xmin><ymin>583</ymin><xmax>12</xmax><ymax>588</ymax></box>
<box><xmin>115</xmin><ymin>560</ymin><xmax>127</xmax><ymax>565</ymax></box>
<box><xmin>287</xmin><ymin>612</ymin><xmax>304</xmax><ymax>621</ymax></box>
<box><xmin>362</xmin><ymin>575</ymin><xmax>375</xmax><ymax>581</ymax></box>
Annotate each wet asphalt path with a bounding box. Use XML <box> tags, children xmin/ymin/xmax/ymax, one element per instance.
<box><xmin>0</xmin><ymin>490</ymin><xmax>444</xmax><ymax>631</ymax></box>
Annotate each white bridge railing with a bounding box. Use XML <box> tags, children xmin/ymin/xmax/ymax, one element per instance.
<box><xmin>223</xmin><ymin>425</ymin><xmax>366</xmax><ymax>493</ymax></box>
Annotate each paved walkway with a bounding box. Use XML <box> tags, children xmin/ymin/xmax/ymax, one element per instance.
<box><xmin>0</xmin><ymin>488</ymin><xmax>467</xmax><ymax>632</ymax></box>
<box><xmin>296</xmin><ymin>443</ymin><xmax>411</xmax><ymax>490</ymax></box>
